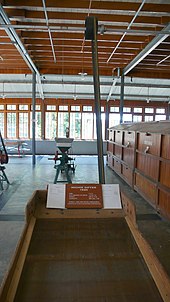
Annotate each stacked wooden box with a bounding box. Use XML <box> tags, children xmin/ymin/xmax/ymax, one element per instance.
<box><xmin>107</xmin><ymin>121</ymin><xmax>170</xmax><ymax>220</ymax></box>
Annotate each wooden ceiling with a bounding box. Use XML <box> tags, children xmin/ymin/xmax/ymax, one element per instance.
<box><xmin>0</xmin><ymin>0</ymin><xmax>170</xmax><ymax>79</ymax></box>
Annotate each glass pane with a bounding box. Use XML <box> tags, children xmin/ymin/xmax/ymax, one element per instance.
<box><xmin>101</xmin><ymin>106</ymin><xmax>104</xmax><ymax>112</ymax></box>
<box><xmin>30</xmin><ymin>112</ymin><xmax>41</xmax><ymax>139</ymax></box>
<box><xmin>0</xmin><ymin>112</ymin><xmax>4</xmax><ymax>136</ymax></box>
<box><xmin>133</xmin><ymin>115</ymin><xmax>142</xmax><ymax>122</ymax></box>
<box><xmin>19</xmin><ymin>105</ymin><xmax>28</xmax><ymax>110</ymax></box>
<box><xmin>58</xmin><ymin>112</ymin><xmax>69</xmax><ymax>137</ymax></box>
<box><xmin>109</xmin><ymin>113</ymin><xmax>120</xmax><ymax>127</ymax></box>
<box><xmin>7</xmin><ymin>105</ymin><xmax>16</xmax><ymax>110</ymax></box>
<box><xmin>83</xmin><ymin>106</ymin><xmax>92</xmax><ymax>112</ymax></box>
<box><xmin>7</xmin><ymin>112</ymin><xmax>16</xmax><ymax>138</ymax></box>
<box><xmin>31</xmin><ymin>105</ymin><xmax>41</xmax><ymax>111</ymax></box>
<box><xmin>145</xmin><ymin>108</ymin><xmax>154</xmax><ymax>113</ymax></box>
<box><xmin>82</xmin><ymin>113</ymin><xmax>93</xmax><ymax>139</ymax></box>
<box><xmin>145</xmin><ymin>115</ymin><xmax>153</xmax><ymax>122</ymax></box>
<box><xmin>94</xmin><ymin>113</ymin><xmax>105</xmax><ymax>140</ymax></box>
<box><xmin>59</xmin><ymin>105</ymin><xmax>68</xmax><ymax>111</ymax></box>
<box><xmin>71</xmin><ymin>105</ymin><xmax>80</xmax><ymax>111</ymax></box>
<box><xmin>110</xmin><ymin>107</ymin><xmax>119</xmax><ymax>113</ymax></box>
<box><xmin>19</xmin><ymin>112</ymin><xmax>29</xmax><ymax>138</ymax></box>
<box><xmin>123</xmin><ymin>107</ymin><xmax>131</xmax><ymax>113</ymax></box>
<box><xmin>134</xmin><ymin>108</ymin><xmax>142</xmax><ymax>113</ymax></box>
<box><xmin>70</xmin><ymin>112</ymin><xmax>81</xmax><ymax>139</ymax></box>
<box><xmin>46</xmin><ymin>105</ymin><xmax>56</xmax><ymax>111</ymax></box>
<box><xmin>123</xmin><ymin>114</ymin><xmax>132</xmax><ymax>123</ymax></box>
<box><xmin>0</xmin><ymin>105</ymin><xmax>4</xmax><ymax>110</ymax></box>
<box><xmin>156</xmin><ymin>108</ymin><xmax>165</xmax><ymax>114</ymax></box>
<box><xmin>155</xmin><ymin>115</ymin><xmax>166</xmax><ymax>121</ymax></box>
<box><xmin>45</xmin><ymin>112</ymin><xmax>57</xmax><ymax>139</ymax></box>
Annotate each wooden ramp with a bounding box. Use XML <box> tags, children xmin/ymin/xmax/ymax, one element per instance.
<box><xmin>0</xmin><ymin>190</ymin><xmax>169</xmax><ymax>302</ymax></box>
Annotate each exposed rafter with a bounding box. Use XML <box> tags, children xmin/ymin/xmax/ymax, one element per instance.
<box><xmin>0</xmin><ymin>4</ymin><xmax>44</xmax><ymax>100</ymax></box>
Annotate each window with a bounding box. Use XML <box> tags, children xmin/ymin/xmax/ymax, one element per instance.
<box><xmin>71</xmin><ymin>106</ymin><xmax>80</xmax><ymax>111</ymax></box>
<box><xmin>70</xmin><ymin>112</ymin><xmax>81</xmax><ymax>139</ymax></box>
<box><xmin>155</xmin><ymin>115</ymin><xmax>166</xmax><ymax>121</ymax></box>
<box><xmin>83</xmin><ymin>106</ymin><xmax>92</xmax><ymax>112</ymax></box>
<box><xmin>94</xmin><ymin>113</ymin><xmax>105</xmax><ymax>140</ymax></box>
<box><xmin>133</xmin><ymin>115</ymin><xmax>142</xmax><ymax>122</ymax></box>
<box><xmin>47</xmin><ymin>105</ymin><xmax>56</xmax><ymax>111</ymax></box>
<box><xmin>7</xmin><ymin>105</ymin><xmax>16</xmax><ymax>110</ymax></box>
<box><xmin>59</xmin><ymin>105</ymin><xmax>68</xmax><ymax>111</ymax></box>
<box><xmin>30</xmin><ymin>112</ymin><xmax>41</xmax><ymax>139</ymax></box>
<box><xmin>58</xmin><ymin>112</ymin><xmax>69</xmax><ymax>137</ymax></box>
<box><xmin>45</xmin><ymin>112</ymin><xmax>57</xmax><ymax>139</ymax></box>
<box><xmin>145</xmin><ymin>108</ymin><xmax>154</xmax><ymax>113</ymax></box>
<box><xmin>19</xmin><ymin>105</ymin><xmax>28</xmax><ymax>110</ymax></box>
<box><xmin>7</xmin><ymin>112</ymin><xmax>16</xmax><ymax>138</ymax></box>
<box><xmin>123</xmin><ymin>107</ymin><xmax>131</xmax><ymax>113</ymax></box>
<box><xmin>31</xmin><ymin>105</ymin><xmax>41</xmax><ymax>111</ymax></box>
<box><xmin>156</xmin><ymin>108</ymin><xmax>165</xmax><ymax>114</ymax></box>
<box><xmin>145</xmin><ymin>115</ymin><xmax>153</xmax><ymax>122</ymax></box>
<box><xmin>123</xmin><ymin>114</ymin><xmax>132</xmax><ymax>123</ymax></box>
<box><xmin>0</xmin><ymin>105</ymin><xmax>4</xmax><ymax>110</ymax></box>
<box><xmin>19</xmin><ymin>112</ymin><xmax>29</xmax><ymax>138</ymax></box>
<box><xmin>109</xmin><ymin>113</ymin><xmax>120</xmax><ymax>127</ymax></box>
<box><xmin>134</xmin><ymin>107</ymin><xmax>142</xmax><ymax>113</ymax></box>
<box><xmin>82</xmin><ymin>112</ymin><xmax>93</xmax><ymax>139</ymax></box>
<box><xmin>0</xmin><ymin>112</ymin><xmax>4</xmax><ymax>136</ymax></box>
<box><xmin>110</xmin><ymin>107</ymin><xmax>119</xmax><ymax>112</ymax></box>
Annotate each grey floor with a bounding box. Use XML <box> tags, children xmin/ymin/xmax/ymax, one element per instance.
<box><xmin>0</xmin><ymin>155</ymin><xmax>170</xmax><ymax>288</ymax></box>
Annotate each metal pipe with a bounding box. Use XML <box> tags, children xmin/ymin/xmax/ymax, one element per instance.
<box><xmin>91</xmin><ymin>17</ymin><xmax>105</xmax><ymax>184</ymax></box>
<box><xmin>105</xmin><ymin>101</ymin><xmax>109</xmax><ymax>140</ymax></box>
<box><xmin>120</xmin><ymin>74</ymin><xmax>124</xmax><ymax>124</ymax></box>
<box><xmin>32</xmin><ymin>72</ymin><xmax>36</xmax><ymax>166</ymax></box>
<box><xmin>42</xmin><ymin>0</ymin><xmax>56</xmax><ymax>63</ymax></box>
<box><xmin>107</xmin><ymin>0</ymin><xmax>147</xmax><ymax>63</ymax></box>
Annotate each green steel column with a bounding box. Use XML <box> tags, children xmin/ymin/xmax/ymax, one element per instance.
<box><xmin>120</xmin><ymin>73</ymin><xmax>124</xmax><ymax>124</ymax></box>
<box><xmin>85</xmin><ymin>16</ymin><xmax>105</xmax><ymax>184</ymax></box>
<box><xmin>32</xmin><ymin>72</ymin><xmax>36</xmax><ymax>165</ymax></box>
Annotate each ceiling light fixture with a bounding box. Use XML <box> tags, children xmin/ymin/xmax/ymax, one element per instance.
<box><xmin>73</xmin><ymin>84</ymin><xmax>77</xmax><ymax>100</ymax></box>
<box><xmin>146</xmin><ymin>87</ymin><xmax>151</xmax><ymax>103</ymax></box>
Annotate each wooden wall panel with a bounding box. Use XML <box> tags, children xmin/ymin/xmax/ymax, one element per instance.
<box><xmin>135</xmin><ymin>172</ymin><xmax>157</xmax><ymax>206</ymax></box>
<box><xmin>136</xmin><ymin>154</ymin><xmax>159</xmax><ymax>181</ymax></box>
<box><xmin>122</xmin><ymin>148</ymin><xmax>134</xmax><ymax>167</ymax></box>
<box><xmin>159</xmin><ymin>162</ymin><xmax>170</xmax><ymax>188</ymax></box>
<box><xmin>114</xmin><ymin>145</ymin><xmax>122</xmax><ymax>159</ymax></box>
<box><xmin>161</xmin><ymin>135</ymin><xmax>170</xmax><ymax>160</ymax></box>
<box><xmin>158</xmin><ymin>189</ymin><xmax>170</xmax><ymax>219</ymax></box>
<box><xmin>123</xmin><ymin>131</ymin><xmax>135</xmax><ymax>148</ymax></box>
<box><xmin>137</xmin><ymin>133</ymin><xmax>161</xmax><ymax>156</ymax></box>
<box><xmin>115</xmin><ymin>130</ymin><xmax>123</xmax><ymax>144</ymax></box>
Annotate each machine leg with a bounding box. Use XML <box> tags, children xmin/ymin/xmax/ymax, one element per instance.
<box><xmin>1</xmin><ymin>169</ymin><xmax>10</xmax><ymax>184</ymax></box>
<box><xmin>54</xmin><ymin>167</ymin><xmax>60</xmax><ymax>184</ymax></box>
<box><xmin>65</xmin><ymin>166</ymin><xmax>72</xmax><ymax>183</ymax></box>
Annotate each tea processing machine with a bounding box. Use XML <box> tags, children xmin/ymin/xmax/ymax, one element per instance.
<box><xmin>54</xmin><ymin>138</ymin><xmax>75</xmax><ymax>183</ymax></box>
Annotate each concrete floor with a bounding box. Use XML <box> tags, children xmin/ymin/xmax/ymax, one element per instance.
<box><xmin>0</xmin><ymin>155</ymin><xmax>170</xmax><ymax>289</ymax></box>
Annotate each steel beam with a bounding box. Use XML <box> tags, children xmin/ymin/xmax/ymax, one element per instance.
<box><xmin>123</xmin><ymin>23</ymin><xmax>170</xmax><ymax>76</ymax></box>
